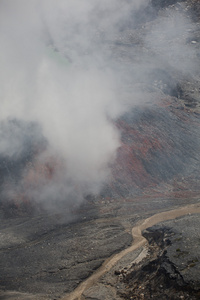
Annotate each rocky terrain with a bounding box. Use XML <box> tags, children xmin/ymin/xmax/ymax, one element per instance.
<box><xmin>67</xmin><ymin>204</ymin><xmax>200</xmax><ymax>300</ymax></box>
<box><xmin>116</xmin><ymin>213</ymin><xmax>200</xmax><ymax>300</ymax></box>
<box><xmin>1</xmin><ymin>0</ymin><xmax>200</xmax><ymax>299</ymax></box>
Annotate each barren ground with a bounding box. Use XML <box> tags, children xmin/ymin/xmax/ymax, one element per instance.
<box><xmin>1</xmin><ymin>0</ymin><xmax>200</xmax><ymax>299</ymax></box>
<box><xmin>0</xmin><ymin>197</ymin><xmax>200</xmax><ymax>299</ymax></box>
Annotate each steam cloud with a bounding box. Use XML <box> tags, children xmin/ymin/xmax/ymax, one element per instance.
<box><xmin>0</xmin><ymin>0</ymin><xmax>197</xmax><ymax>212</ymax></box>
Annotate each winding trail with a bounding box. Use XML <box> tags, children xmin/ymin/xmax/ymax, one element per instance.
<box><xmin>62</xmin><ymin>203</ymin><xmax>200</xmax><ymax>300</ymax></box>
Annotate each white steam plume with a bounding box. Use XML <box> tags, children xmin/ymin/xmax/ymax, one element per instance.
<box><xmin>0</xmin><ymin>0</ymin><xmax>198</xmax><ymax>211</ymax></box>
<box><xmin>0</xmin><ymin>0</ymin><xmax>148</xmax><ymax>209</ymax></box>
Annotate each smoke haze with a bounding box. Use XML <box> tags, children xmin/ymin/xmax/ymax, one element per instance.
<box><xmin>0</xmin><ymin>0</ymin><xmax>197</xmax><ymax>212</ymax></box>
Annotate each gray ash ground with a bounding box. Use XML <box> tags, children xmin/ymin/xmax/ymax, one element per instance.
<box><xmin>0</xmin><ymin>197</ymin><xmax>199</xmax><ymax>299</ymax></box>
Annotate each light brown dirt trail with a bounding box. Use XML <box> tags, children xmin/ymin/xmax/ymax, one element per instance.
<box><xmin>62</xmin><ymin>203</ymin><xmax>200</xmax><ymax>300</ymax></box>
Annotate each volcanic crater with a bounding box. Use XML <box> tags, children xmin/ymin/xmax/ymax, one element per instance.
<box><xmin>1</xmin><ymin>0</ymin><xmax>200</xmax><ymax>299</ymax></box>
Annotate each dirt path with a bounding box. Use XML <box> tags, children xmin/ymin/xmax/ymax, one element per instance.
<box><xmin>62</xmin><ymin>203</ymin><xmax>200</xmax><ymax>300</ymax></box>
